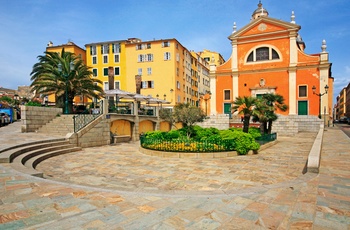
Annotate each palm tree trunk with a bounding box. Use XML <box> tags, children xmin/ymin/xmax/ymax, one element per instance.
<box><xmin>267</xmin><ymin>120</ymin><xmax>273</xmax><ymax>134</ymax></box>
<box><xmin>243</xmin><ymin>114</ymin><xmax>250</xmax><ymax>133</ymax></box>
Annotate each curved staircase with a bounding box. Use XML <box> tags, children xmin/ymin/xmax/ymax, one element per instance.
<box><xmin>0</xmin><ymin>138</ymin><xmax>81</xmax><ymax>178</ymax></box>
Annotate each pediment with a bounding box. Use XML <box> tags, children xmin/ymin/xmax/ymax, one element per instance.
<box><xmin>229</xmin><ymin>17</ymin><xmax>300</xmax><ymax>40</ymax></box>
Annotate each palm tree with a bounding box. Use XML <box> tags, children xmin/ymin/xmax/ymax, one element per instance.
<box><xmin>261</xmin><ymin>93</ymin><xmax>288</xmax><ymax>134</ymax></box>
<box><xmin>30</xmin><ymin>49</ymin><xmax>104</xmax><ymax>113</ymax></box>
<box><xmin>252</xmin><ymin>98</ymin><xmax>269</xmax><ymax>134</ymax></box>
<box><xmin>232</xmin><ymin>96</ymin><xmax>257</xmax><ymax>133</ymax></box>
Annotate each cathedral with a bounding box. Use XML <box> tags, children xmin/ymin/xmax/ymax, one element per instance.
<box><xmin>209</xmin><ymin>1</ymin><xmax>333</xmax><ymax>129</ymax></box>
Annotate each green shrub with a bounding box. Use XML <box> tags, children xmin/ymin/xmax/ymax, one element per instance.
<box><xmin>192</xmin><ymin>126</ymin><xmax>220</xmax><ymax>141</ymax></box>
<box><xmin>164</xmin><ymin>130</ymin><xmax>180</xmax><ymax>140</ymax></box>
<box><xmin>248</xmin><ymin>127</ymin><xmax>261</xmax><ymax>139</ymax></box>
<box><xmin>142</xmin><ymin>127</ymin><xmax>260</xmax><ymax>154</ymax></box>
<box><xmin>25</xmin><ymin>101</ymin><xmax>42</xmax><ymax>107</ymax></box>
<box><xmin>144</xmin><ymin>130</ymin><xmax>165</xmax><ymax>140</ymax></box>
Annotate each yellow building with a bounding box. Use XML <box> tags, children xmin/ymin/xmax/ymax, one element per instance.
<box><xmin>46</xmin><ymin>41</ymin><xmax>87</xmax><ymax>105</ymax></box>
<box><xmin>85</xmin><ymin>40</ymin><xmax>127</xmax><ymax>95</ymax></box>
<box><xmin>338</xmin><ymin>87</ymin><xmax>347</xmax><ymax>119</ymax></box>
<box><xmin>197</xmin><ymin>49</ymin><xmax>225</xmax><ymax>67</ymax></box>
<box><xmin>124</xmin><ymin>38</ymin><xmax>210</xmax><ymax>107</ymax></box>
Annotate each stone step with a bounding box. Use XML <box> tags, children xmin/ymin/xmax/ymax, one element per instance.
<box><xmin>0</xmin><ymin>139</ymin><xmax>68</xmax><ymax>163</ymax></box>
<box><xmin>11</xmin><ymin>146</ymin><xmax>82</xmax><ymax>178</ymax></box>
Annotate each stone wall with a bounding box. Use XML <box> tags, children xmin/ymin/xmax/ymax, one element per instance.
<box><xmin>272</xmin><ymin>115</ymin><xmax>322</xmax><ymax>136</ymax></box>
<box><xmin>69</xmin><ymin>115</ymin><xmax>111</xmax><ymax>148</ymax></box>
<box><xmin>197</xmin><ymin>114</ymin><xmax>230</xmax><ymax>130</ymax></box>
<box><xmin>20</xmin><ymin>106</ymin><xmax>62</xmax><ymax>132</ymax></box>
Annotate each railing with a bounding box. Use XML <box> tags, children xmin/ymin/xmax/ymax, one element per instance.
<box><xmin>107</xmin><ymin>100</ymin><xmax>157</xmax><ymax>116</ymax></box>
<box><xmin>255</xmin><ymin>132</ymin><xmax>277</xmax><ymax>145</ymax></box>
<box><xmin>73</xmin><ymin>100</ymin><xmax>103</xmax><ymax>133</ymax></box>
<box><xmin>140</xmin><ymin>136</ymin><xmax>236</xmax><ymax>152</ymax></box>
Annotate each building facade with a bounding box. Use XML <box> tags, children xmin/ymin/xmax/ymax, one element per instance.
<box><xmin>210</xmin><ymin>2</ymin><xmax>333</xmax><ymax>123</ymax></box>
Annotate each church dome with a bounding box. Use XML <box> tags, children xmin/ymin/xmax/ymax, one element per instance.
<box><xmin>252</xmin><ymin>1</ymin><xmax>269</xmax><ymax>20</ymax></box>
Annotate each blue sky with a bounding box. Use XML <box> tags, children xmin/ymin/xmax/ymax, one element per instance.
<box><xmin>0</xmin><ymin>0</ymin><xmax>349</xmax><ymax>103</ymax></box>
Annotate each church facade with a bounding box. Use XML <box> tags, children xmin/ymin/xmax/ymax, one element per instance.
<box><xmin>209</xmin><ymin>2</ymin><xmax>333</xmax><ymax>126</ymax></box>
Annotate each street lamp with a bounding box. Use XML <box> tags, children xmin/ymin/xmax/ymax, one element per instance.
<box><xmin>58</xmin><ymin>61</ymin><xmax>74</xmax><ymax>114</ymax></box>
<box><xmin>312</xmin><ymin>84</ymin><xmax>329</xmax><ymax>119</ymax></box>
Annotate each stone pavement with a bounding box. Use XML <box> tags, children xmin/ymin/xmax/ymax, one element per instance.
<box><xmin>1</xmin><ymin>122</ymin><xmax>350</xmax><ymax>229</ymax></box>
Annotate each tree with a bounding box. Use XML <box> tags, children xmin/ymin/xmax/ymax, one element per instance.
<box><xmin>232</xmin><ymin>96</ymin><xmax>257</xmax><ymax>133</ymax></box>
<box><xmin>261</xmin><ymin>93</ymin><xmax>288</xmax><ymax>134</ymax></box>
<box><xmin>159</xmin><ymin>103</ymin><xmax>206</xmax><ymax>138</ymax></box>
<box><xmin>30</xmin><ymin>49</ymin><xmax>104</xmax><ymax>113</ymax></box>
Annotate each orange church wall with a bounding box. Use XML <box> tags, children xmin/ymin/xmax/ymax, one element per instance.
<box><xmin>241</xmin><ymin>23</ymin><xmax>288</xmax><ymax>37</ymax></box>
<box><xmin>295</xmin><ymin>68</ymin><xmax>320</xmax><ymax>116</ymax></box>
<box><xmin>215</xmin><ymin>75</ymin><xmax>233</xmax><ymax>114</ymax></box>
<box><xmin>238</xmin><ymin>71</ymin><xmax>290</xmax><ymax>115</ymax></box>
<box><xmin>297</xmin><ymin>50</ymin><xmax>320</xmax><ymax>64</ymax></box>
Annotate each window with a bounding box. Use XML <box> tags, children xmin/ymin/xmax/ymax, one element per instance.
<box><xmin>176</xmin><ymin>53</ymin><xmax>180</xmax><ymax>62</ymax></box>
<box><xmin>224</xmin><ymin>90</ymin><xmax>230</xmax><ymax>100</ymax></box>
<box><xmin>204</xmin><ymin>57</ymin><xmax>210</xmax><ymax>62</ymax></box>
<box><xmin>92</xmin><ymin>56</ymin><xmax>97</xmax><ymax>64</ymax></box>
<box><xmin>162</xmin><ymin>41</ymin><xmax>170</xmax><ymax>47</ymax></box>
<box><xmin>138</xmin><ymin>68</ymin><xmax>142</xmax><ymax>75</ymax></box>
<box><xmin>90</xmin><ymin>46</ymin><xmax>97</xmax><ymax>55</ymax></box>
<box><xmin>115</xmin><ymin>81</ymin><xmax>120</xmax><ymax>90</ymax></box>
<box><xmin>177</xmin><ymin>81</ymin><xmax>180</xmax><ymax>89</ymax></box>
<box><xmin>147</xmin><ymin>54</ymin><xmax>153</xmax><ymax>62</ymax></box>
<box><xmin>246</xmin><ymin>46</ymin><xmax>280</xmax><ymax>62</ymax></box>
<box><xmin>138</xmin><ymin>54</ymin><xmax>144</xmax><ymax>62</ymax></box>
<box><xmin>114</xmin><ymin>67</ymin><xmax>120</xmax><ymax>76</ymax></box>
<box><xmin>103</xmin><ymin>68</ymin><xmax>108</xmax><ymax>76</ymax></box>
<box><xmin>104</xmin><ymin>82</ymin><xmax>109</xmax><ymax>90</ymax></box>
<box><xmin>299</xmin><ymin>85</ymin><xmax>307</xmax><ymax>97</ymax></box>
<box><xmin>256</xmin><ymin>47</ymin><xmax>269</xmax><ymax>61</ymax></box>
<box><xmin>164</xmin><ymin>52</ymin><xmax>171</xmax><ymax>60</ymax></box>
<box><xmin>147</xmin><ymin>43</ymin><xmax>151</xmax><ymax>49</ymax></box>
<box><xmin>112</xmin><ymin>43</ymin><xmax>121</xmax><ymax>53</ymax></box>
<box><xmin>114</xmin><ymin>54</ymin><xmax>119</xmax><ymax>63</ymax></box>
<box><xmin>101</xmin><ymin>44</ymin><xmax>109</xmax><ymax>54</ymax></box>
<box><xmin>147</xmin><ymin>67</ymin><xmax>152</xmax><ymax>75</ymax></box>
<box><xmin>103</xmin><ymin>55</ymin><xmax>108</xmax><ymax>63</ymax></box>
<box><xmin>92</xmin><ymin>69</ymin><xmax>97</xmax><ymax>77</ymax></box>
<box><xmin>141</xmin><ymin>81</ymin><xmax>154</xmax><ymax>88</ymax></box>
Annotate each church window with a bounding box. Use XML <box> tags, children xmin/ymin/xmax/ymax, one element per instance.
<box><xmin>256</xmin><ymin>47</ymin><xmax>269</xmax><ymax>61</ymax></box>
<box><xmin>246</xmin><ymin>46</ymin><xmax>280</xmax><ymax>62</ymax></box>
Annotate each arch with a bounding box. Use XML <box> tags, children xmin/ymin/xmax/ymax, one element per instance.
<box><xmin>139</xmin><ymin>120</ymin><xmax>154</xmax><ymax>133</ymax></box>
<box><xmin>160</xmin><ymin>121</ymin><xmax>171</xmax><ymax>131</ymax></box>
<box><xmin>110</xmin><ymin>119</ymin><xmax>132</xmax><ymax>136</ymax></box>
<box><xmin>245</xmin><ymin>44</ymin><xmax>282</xmax><ymax>64</ymax></box>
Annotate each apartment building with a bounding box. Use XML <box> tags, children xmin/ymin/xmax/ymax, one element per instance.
<box><xmin>85</xmin><ymin>40</ymin><xmax>127</xmax><ymax>95</ymax></box>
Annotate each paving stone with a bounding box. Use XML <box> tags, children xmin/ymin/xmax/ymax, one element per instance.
<box><xmin>0</xmin><ymin>122</ymin><xmax>350</xmax><ymax>228</ymax></box>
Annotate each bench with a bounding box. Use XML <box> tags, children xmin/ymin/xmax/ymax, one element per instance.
<box><xmin>113</xmin><ymin>135</ymin><xmax>131</xmax><ymax>143</ymax></box>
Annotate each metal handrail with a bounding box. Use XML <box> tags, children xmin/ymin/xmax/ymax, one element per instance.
<box><xmin>73</xmin><ymin>100</ymin><xmax>103</xmax><ymax>133</ymax></box>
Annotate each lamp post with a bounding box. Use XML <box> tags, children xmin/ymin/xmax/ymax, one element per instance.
<box><xmin>58</xmin><ymin>61</ymin><xmax>74</xmax><ymax>114</ymax></box>
<box><xmin>312</xmin><ymin>84</ymin><xmax>329</xmax><ymax>119</ymax></box>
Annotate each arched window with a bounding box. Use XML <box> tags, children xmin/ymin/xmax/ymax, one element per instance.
<box><xmin>246</xmin><ymin>46</ymin><xmax>280</xmax><ymax>62</ymax></box>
